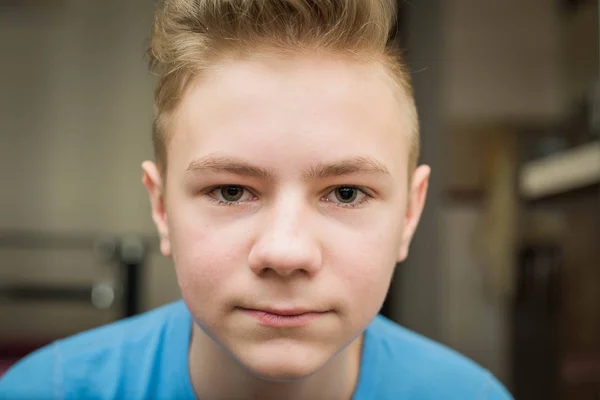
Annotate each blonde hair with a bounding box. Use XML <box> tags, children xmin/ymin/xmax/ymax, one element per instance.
<box><xmin>147</xmin><ymin>0</ymin><xmax>419</xmax><ymax>178</ymax></box>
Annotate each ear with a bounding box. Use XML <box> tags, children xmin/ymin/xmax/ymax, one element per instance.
<box><xmin>141</xmin><ymin>161</ymin><xmax>172</xmax><ymax>258</ymax></box>
<box><xmin>397</xmin><ymin>165</ymin><xmax>430</xmax><ymax>263</ymax></box>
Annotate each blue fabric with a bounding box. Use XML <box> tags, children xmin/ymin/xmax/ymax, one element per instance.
<box><xmin>0</xmin><ymin>301</ymin><xmax>512</xmax><ymax>399</ymax></box>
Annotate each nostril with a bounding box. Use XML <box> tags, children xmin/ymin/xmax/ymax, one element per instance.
<box><xmin>260</xmin><ymin>266</ymin><xmax>300</xmax><ymax>278</ymax></box>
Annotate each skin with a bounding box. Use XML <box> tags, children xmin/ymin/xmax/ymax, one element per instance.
<box><xmin>142</xmin><ymin>53</ymin><xmax>430</xmax><ymax>400</ymax></box>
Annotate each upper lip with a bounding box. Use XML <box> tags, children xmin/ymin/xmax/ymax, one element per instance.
<box><xmin>241</xmin><ymin>306</ymin><xmax>328</xmax><ymax>316</ymax></box>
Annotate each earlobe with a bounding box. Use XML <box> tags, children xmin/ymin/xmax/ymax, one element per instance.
<box><xmin>141</xmin><ymin>161</ymin><xmax>172</xmax><ymax>258</ymax></box>
<box><xmin>397</xmin><ymin>165</ymin><xmax>431</xmax><ymax>263</ymax></box>
<box><xmin>397</xmin><ymin>246</ymin><xmax>409</xmax><ymax>264</ymax></box>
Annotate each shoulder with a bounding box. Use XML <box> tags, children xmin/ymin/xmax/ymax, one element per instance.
<box><xmin>53</xmin><ymin>300</ymin><xmax>188</xmax><ymax>361</ymax></box>
<box><xmin>0</xmin><ymin>342</ymin><xmax>58</xmax><ymax>400</ymax></box>
<box><xmin>355</xmin><ymin>315</ymin><xmax>513</xmax><ymax>400</ymax></box>
<box><xmin>0</xmin><ymin>301</ymin><xmax>191</xmax><ymax>400</ymax></box>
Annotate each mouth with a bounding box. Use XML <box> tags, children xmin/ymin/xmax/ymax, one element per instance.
<box><xmin>238</xmin><ymin>307</ymin><xmax>331</xmax><ymax>328</ymax></box>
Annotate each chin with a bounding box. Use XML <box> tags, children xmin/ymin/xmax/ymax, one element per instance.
<box><xmin>234</xmin><ymin>339</ymin><xmax>332</xmax><ymax>382</ymax></box>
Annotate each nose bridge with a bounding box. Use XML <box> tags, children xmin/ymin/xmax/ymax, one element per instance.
<box><xmin>267</xmin><ymin>192</ymin><xmax>304</xmax><ymax>239</ymax></box>
<box><xmin>248</xmin><ymin>190</ymin><xmax>321</xmax><ymax>276</ymax></box>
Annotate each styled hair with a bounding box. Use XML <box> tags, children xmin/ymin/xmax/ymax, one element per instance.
<box><xmin>147</xmin><ymin>0</ymin><xmax>419</xmax><ymax>178</ymax></box>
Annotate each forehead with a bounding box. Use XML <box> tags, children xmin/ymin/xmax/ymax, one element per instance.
<box><xmin>169</xmin><ymin>54</ymin><xmax>411</xmax><ymax>177</ymax></box>
<box><xmin>181</xmin><ymin>53</ymin><xmax>405</xmax><ymax>117</ymax></box>
<box><xmin>202</xmin><ymin>54</ymin><xmax>396</xmax><ymax>101</ymax></box>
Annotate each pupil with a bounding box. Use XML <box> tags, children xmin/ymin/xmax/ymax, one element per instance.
<box><xmin>336</xmin><ymin>187</ymin><xmax>356</xmax><ymax>203</ymax></box>
<box><xmin>222</xmin><ymin>186</ymin><xmax>243</xmax><ymax>201</ymax></box>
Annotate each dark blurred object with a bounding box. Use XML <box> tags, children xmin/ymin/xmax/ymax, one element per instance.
<box><xmin>529</xmin><ymin>134</ymin><xmax>569</xmax><ymax>160</ymax></box>
<box><xmin>590</xmin><ymin>80</ymin><xmax>600</xmax><ymax>138</ymax></box>
<box><xmin>0</xmin><ymin>231</ymin><xmax>155</xmax><ymax>376</ymax></box>
<box><xmin>562</xmin><ymin>0</ymin><xmax>596</xmax><ymax>13</ymax></box>
<box><xmin>119</xmin><ymin>235</ymin><xmax>147</xmax><ymax>318</ymax></box>
<box><xmin>514</xmin><ymin>177</ymin><xmax>600</xmax><ymax>399</ymax></box>
<box><xmin>564</xmin><ymin>82</ymin><xmax>600</xmax><ymax>146</ymax></box>
<box><xmin>0</xmin><ymin>0</ymin><xmax>65</xmax><ymax>9</ymax></box>
<box><xmin>513</xmin><ymin>244</ymin><xmax>562</xmax><ymax>400</ymax></box>
<box><xmin>0</xmin><ymin>284</ymin><xmax>92</xmax><ymax>303</ymax></box>
<box><xmin>0</xmin><ymin>231</ymin><xmax>153</xmax><ymax>318</ymax></box>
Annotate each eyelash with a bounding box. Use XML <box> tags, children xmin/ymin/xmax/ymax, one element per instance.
<box><xmin>205</xmin><ymin>185</ymin><xmax>256</xmax><ymax>207</ymax></box>
<box><xmin>204</xmin><ymin>185</ymin><xmax>373</xmax><ymax>208</ymax></box>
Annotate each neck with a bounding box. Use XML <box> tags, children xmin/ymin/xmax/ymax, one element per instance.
<box><xmin>188</xmin><ymin>324</ymin><xmax>363</xmax><ymax>400</ymax></box>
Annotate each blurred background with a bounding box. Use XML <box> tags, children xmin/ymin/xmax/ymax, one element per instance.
<box><xmin>0</xmin><ymin>0</ymin><xmax>599</xmax><ymax>398</ymax></box>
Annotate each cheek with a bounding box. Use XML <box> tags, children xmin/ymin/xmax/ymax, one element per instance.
<box><xmin>336</xmin><ymin>240</ymin><xmax>396</xmax><ymax>298</ymax></box>
<box><xmin>330</xmin><ymin>212</ymin><xmax>403</xmax><ymax>318</ymax></box>
<box><xmin>167</xmin><ymin>208</ymin><xmax>249</xmax><ymax>316</ymax></box>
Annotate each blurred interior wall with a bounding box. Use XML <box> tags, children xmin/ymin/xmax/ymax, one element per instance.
<box><xmin>0</xmin><ymin>0</ymin><xmax>181</xmax><ymax>341</ymax></box>
<box><xmin>395</xmin><ymin>0</ymin><xmax>444</xmax><ymax>345</ymax></box>
<box><xmin>397</xmin><ymin>0</ymin><xmax>574</xmax><ymax>389</ymax></box>
<box><xmin>442</xmin><ymin>0</ymin><xmax>566</xmax><ymax>124</ymax></box>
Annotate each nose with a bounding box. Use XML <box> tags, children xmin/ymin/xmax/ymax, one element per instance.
<box><xmin>248</xmin><ymin>198</ymin><xmax>322</xmax><ymax>278</ymax></box>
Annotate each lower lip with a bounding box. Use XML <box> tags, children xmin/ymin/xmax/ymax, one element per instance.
<box><xmin>241</xmin><ymin>309</ymin><xmax>328</xmax><ymax>328</ymax></box>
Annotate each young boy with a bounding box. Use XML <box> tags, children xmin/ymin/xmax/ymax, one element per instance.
<box><xmin>0</xmin><ymin>1</ymin><xmax>512</xmax><ymax>399</ymax></box>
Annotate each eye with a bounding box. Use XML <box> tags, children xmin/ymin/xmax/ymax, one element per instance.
<box><xmin>208</xmin><ymin>185</ymin><xmax>254</xmax><ymax>204</ymax></box>
<box><xmin>324</xmin><ymin>186</ymin><xmax>370</xmax><ymax>207</ymax></box>
<box><xmin>335</xmin><ymin>187</ymin><xmax>358</xmax><ymax>203</ymax></box>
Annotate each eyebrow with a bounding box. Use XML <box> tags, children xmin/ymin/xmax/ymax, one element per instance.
<box><xmin>303</xmin><ymin>156</ymin><xmax>391</xmax><ymax>180</ymax></box>
<box><xmin>186</xmin><ymin>155</ymin><xmax>391</xmax><ymax>181</ymax></box>
<box><xmin>187</xmin><ymin>155</ymin><xmax>276</xmax><ymax>181</ymax></box>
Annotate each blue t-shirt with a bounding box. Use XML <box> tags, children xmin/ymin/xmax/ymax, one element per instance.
<box><xmin>0</xmin><ymin>301</ymin><xmax>512</xmax><ymax>399</ymax></box>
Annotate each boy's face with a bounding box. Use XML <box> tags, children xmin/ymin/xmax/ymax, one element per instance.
<box><xmin>143</xmin><ymin>55</ymin><xmax>429</xmax><ymax>380</ymax></box>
